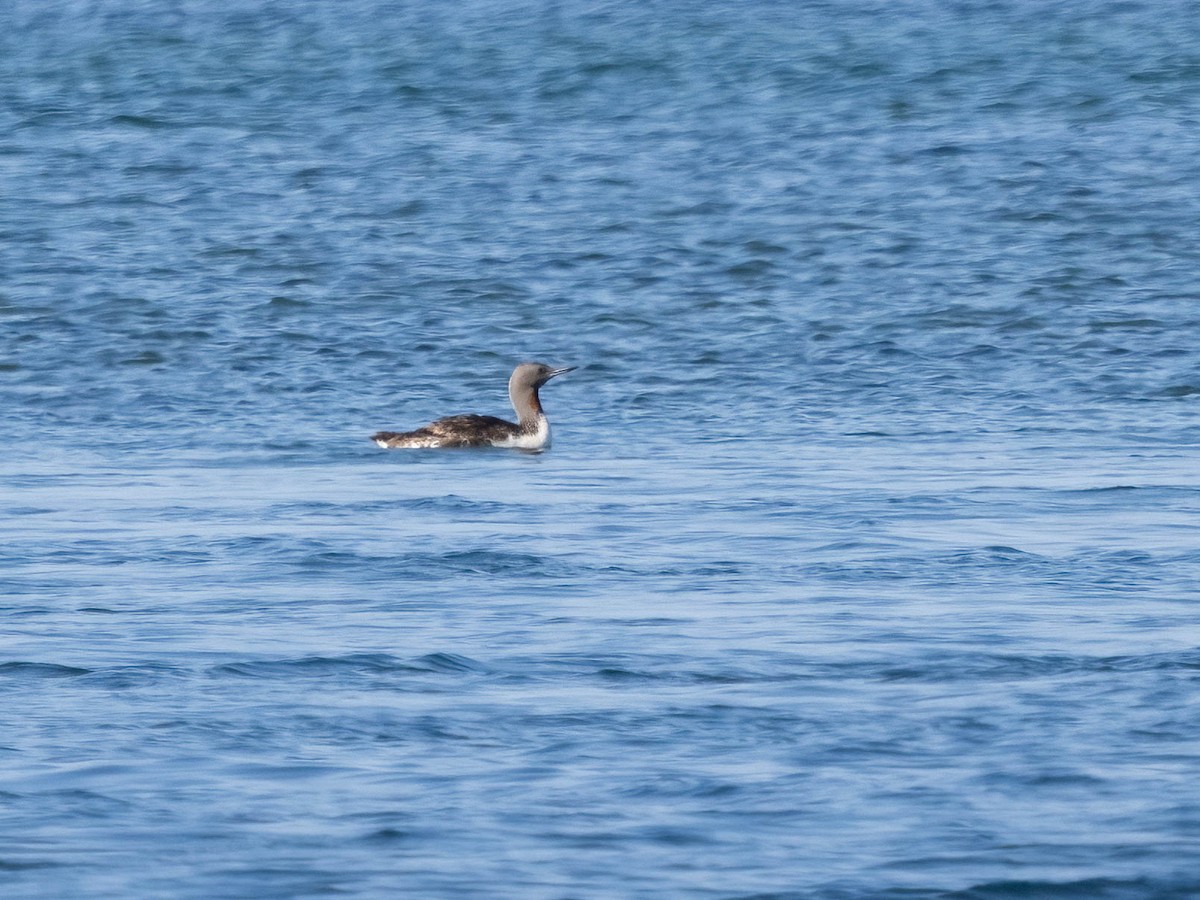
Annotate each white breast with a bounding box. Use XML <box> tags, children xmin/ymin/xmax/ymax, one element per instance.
<box><xmin>493</xmin><ymin>416</ymin><xmax>550</xmax><ymax>450</ymax></box>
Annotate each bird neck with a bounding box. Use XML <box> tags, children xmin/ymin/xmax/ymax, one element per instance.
<box><xmin>510</xmin><ymin>383</ymin><xmax>544</xmax><ymax>427</ymax></box>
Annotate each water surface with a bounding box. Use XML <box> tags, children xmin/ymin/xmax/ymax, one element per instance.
<box><xmin>3</xmin><ymin>1</ymin><xmax>1200</xmax><ymax>897</ymax></box>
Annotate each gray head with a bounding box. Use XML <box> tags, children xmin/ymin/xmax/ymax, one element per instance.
<box><xmin>509</xmin><ymin>361</ymin><xmax>577</xmax><ymax>392</ymax></box>
<box><xmin>508</xmin><ymin>362</ymin><xmax>576</xmax><ymax>420</ymax></box>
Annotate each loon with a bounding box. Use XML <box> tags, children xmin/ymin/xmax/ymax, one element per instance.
<box><xmin>371</xmin><ymin>362</ymin><xmax>576</xmax><ymax>450</ymax></box>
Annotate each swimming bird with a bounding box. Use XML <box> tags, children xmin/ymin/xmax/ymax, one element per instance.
<box><xmin>371</xmin><ymin>362</ymin><xmax>576</xmax><ymax>450</ymax></box>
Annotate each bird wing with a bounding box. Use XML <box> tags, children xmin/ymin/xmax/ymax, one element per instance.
<box><xmin>418</xmin><ymin>414</ymin><xmax>517</xmax><ymax>446</ymax></box>
<box><xmin>372</xmin><ymin>414</ymin><xmax>521</xmax><ymax>448</ymax></box>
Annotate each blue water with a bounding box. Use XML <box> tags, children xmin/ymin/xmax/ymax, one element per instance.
<box><xmin>3</xmin><ymin>1</ymin><xmax>1200</xmax><ymax>896</ymax></box>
